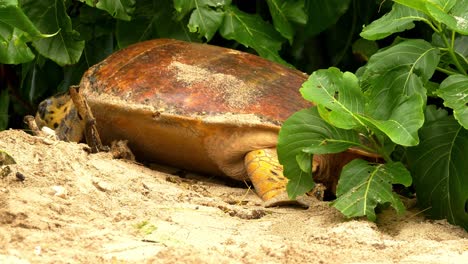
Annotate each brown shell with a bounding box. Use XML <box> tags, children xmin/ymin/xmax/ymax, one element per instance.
<box><xmin>81</xmin><ymin>39</ymin><xmax>309</xmax><ymax>123</ymax></box>
<box><xmin>79</xmin><ymin>39</ymin><xmax>310</xmax><ymax>180</ymax></box>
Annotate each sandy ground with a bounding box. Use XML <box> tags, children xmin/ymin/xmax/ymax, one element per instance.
<box><xmin>0</xmin><ymin>129</ymin><xmax>467</xmax><ymax>263</ymax></box>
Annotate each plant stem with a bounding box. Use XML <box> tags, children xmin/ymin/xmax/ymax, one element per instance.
<box><xmin>436</xmin><ymin>66</ymin><xmax>459</xmax><ymax>75</ymax></box>
<box><xmin>440</xmin><ymin>31</ymin><xmax>466</xmax><ymax>74</ymax></box>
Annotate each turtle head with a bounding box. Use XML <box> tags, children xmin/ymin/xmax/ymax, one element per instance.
<box><xmin>35</xmin><ymin>92</ymin><xmax>85</xmax><ymax>142</ymax></box>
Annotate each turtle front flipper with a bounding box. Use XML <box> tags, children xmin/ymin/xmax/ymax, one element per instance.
<box><xmin>244</xmin><ymin>148</ymin><xmax>314</xmax><ymax>207</ymax></box>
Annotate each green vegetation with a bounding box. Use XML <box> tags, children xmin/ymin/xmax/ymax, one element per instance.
<box><xmin>278</xmin><ymin>0</ymin><xmax>467</xmax><ymax>230</ymax></box>
<box><xmin>0</xmin><ymin>1</ymin><xmax>466</xmax><ymax>230</ymax></box>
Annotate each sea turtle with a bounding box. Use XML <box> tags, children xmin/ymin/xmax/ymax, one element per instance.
<box><xmin>34</xmin><ymin>39</ymin><xmax>372</xmax><ymax>205</ymax></box>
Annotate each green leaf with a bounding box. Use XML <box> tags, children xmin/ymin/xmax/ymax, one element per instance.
<box><xmin>361</xmin><ymin>39</ymin><xmax>440</xmax><ymax>146</ymax></box>
<box><xmin>296</xmin><ymin>152</ymin><xmax>312</xmax><ymax>173</ymax></box>
<box><xmin>173</xmin><ymin>0</ymin><xmax>195</xmax><ymax>19</ymax></box>
<box><xmin>0</xmin><ymin>22</ymin><xmax>35</xmax><ymax>64</ymax></box>
<box><xmin>117</xmin><ymin>0</ymin><xmax>198</xmax><ymax>48</ymax></box>
<box><xmin>424</xmin><ymin>105</ymin><xmax>449</xmax><ymax>122</ymax></box>
<box><xmin>80</xmin><ymin>0</ymin><xmax>136</xmax><ymax>21</ymax></box>
<box><xmin>300</xmin><ymin>68</ymin><xmax>365</xmax><ymax>130</ymax></box>
<box><xmin>188</xmin><ymin>6</ymin><xmax>224</xmax><ymax>41</ymax></box>
<box><xmin>22</xmin><ymin>0</ymin><xmax>84</xmax><ymax>66</ymax></box>
<box><xmin>425</xmin><ymin>0</ymin><xmax>468</xmax><ymax>34</ymax></box>
<box><xmin>447</xmin><ymin>0</ymin><xmax>468</xmax><ymax>34</ymax></box>
<box><xmin>266</xmin><ymin>0</ymin><xmax>307</xmax><ymax>43</ymax></box>
<box><xmin>0</xmin><ymin>0</ymin><xmax>50</xmax><ymax>37</ymax></box>
<box><xmin>332</xmin><ymin>160</ymin><xmax>412</xmax><ymax>221</ymax></box>
<box><xmin>0</xmin><ymin>89</ymin><xmax>8</xmax><ymax>130</ymax></box>
<box><xmin>277</xmin><ymin>107</ymin><xmax>361</xmax><ymax>199</ymax></box>
<box><xmin>393</xmin><ymin>0</ymin><xmax>456</xmax><ymax>15</ymax></box>
<box><xmin>394</xmin><ymin>0</ymin><xmax>467</xmax><ymax>34</ymax></box>
<box><xmin>407</xmin><ymin>115</ymin><xmax>468</xmax><ymax>231</ymax></box>
<box><xmin>436</xmin><ymin>74</ymin><xmax>468</xmax><ymax>129</ymax></box>
<box><xmin>174</xmin><ymin>0</ymin><xmax>231</xmax><ymax>41</ymax></box>
<box><xmin>352</xmin><ymin>38</ymin><xmax>379</xmax><ymax>62</ymax></box>
<box><xmin>220</xmin><ymin>5</ymin><xmax>287</xmax><ymax>65</ymax></box>
<box><xmin>361</xmin><ymin>3</ymin><xmax>430</xmax><ymax>40</ymax></box>
<box><xmin>304</xmin><ymin>0</ymin><xmax>351</xmax><ymax>36</ymax></box>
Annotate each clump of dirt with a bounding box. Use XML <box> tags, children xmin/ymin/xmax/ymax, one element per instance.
<box><xmin>0</xmin><ymin>129</ymin><xmax>467</xmax><ymax>263</ymax></box>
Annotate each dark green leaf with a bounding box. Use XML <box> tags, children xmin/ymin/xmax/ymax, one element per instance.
<box><xmin>352</xmin><ymin>38</ymin><xmax>379</xmax><ymax>62</ymax></box>
<box><xmin>174</xmin><ymin>0</ymin><xmax>231</xmax><ymax>41</ymax></box>
<box><xmin>220</xmin><ymin>5</ymin><xmax>286</xmax><ymax>65</ymax></box>
<box><xmin>407</xmin><ymin>115</ymin><xmax>468</xmax><ymax>231</ymax></box>
<box><xmin>173</xmin><ymin>0</ymin><xmax>195</xmax><ymax>19</ymax></box>
<box><xmin>436</xmin><ymin>74</ymin><xmax>468</xmax><ymax>129</ymax></box>
<box><xmin>80</xmin><ymin>0</ymin><xmax>136</xmax><ymax>21</ymax></box>
<box><xmin>277</xmin><ymin>107</ymin><xmax>361</xmax><ymax>199</ymax></box>
<box><xmin>22</xmin><ymin>0</ymin><xmax>84</xmax><ymax>66</ymax></box>
<box><xmin>425</xmin><ymin>105</ymin><xmax>448</xmax><ymax>122</ymax></box>
<box><xmin>266</xmin><ymin>0</ymin><xmax>306</xmax><ymax>43</ymax></box>
<box><xmin>304</xmin><ymin>0</ymin><xmax>350</xmax><ymax>36</ymax></box>
<box><xmin>300</xmin><ymin>67</ymin><xmax>365</xmax><ymax>130</ymax></box>
<box><xmin>332</xmin><ymin>160</ymin><xmax>412</xmax><ymax>221</ymax></box>
<box><xmin>361</xmin><ymin>3</ymin><xmax>430</xmax><ymax>40</ymax></box>
<box><xmin>0</xmin><ymin>89</ymin><xmax>8</xmax><ymax>130</ymax></box>
<box><xmin>188</xmin><ymin>6</ymin><xmax>224</xmax><ymax>41</ymax></box>
<box><xmin>117</xmin><ymin>0</ymin><xmax>198</xmax><ymax>47</ymax></box>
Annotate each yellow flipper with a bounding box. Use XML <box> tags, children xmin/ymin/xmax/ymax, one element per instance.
<box><xmin>244</xmin><ymin>148</ymin><xmax>287</xmax><ymax>201</ymax></box>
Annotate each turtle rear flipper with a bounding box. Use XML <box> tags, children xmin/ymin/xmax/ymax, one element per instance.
<box><xmin>244</xmin><ymin>148</ymin><xmax>317</xmax><ymax>208</ymax></box>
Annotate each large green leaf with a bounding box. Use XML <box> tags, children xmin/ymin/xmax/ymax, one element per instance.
<box><xmin>436</xmin><ymin>74</ymin><xmax>468</xmax><ymax>129</ymax></box>
<box><xmin>361</xmin><ymin>103</ymin><xmax>422</xmax><ymax>146</ymax></box>
<box><xmin>300</xmin><ymin>68</ymin><xmax>365</xmax><ymax>130</ymax></box>
<box><xmin>266</xmin><ymin>0</ymin><xmax>306</xmax><ymax>43</ymax></box>
<box><xmin>304</xmin><ymin>0</ymin><xmax>350</xmax><ymax>36</ymax></box>
<box><xmin>407</xmin><ymin>114</ymin><xmax>468</xmax><ymax>231</ymax></box>
<box><xmin>332</xmin><ymin>160</ymin><xmax>412</xmax><ymax>221</ymax></box>
<box><xmin>22</xmin><ymin>0</ymin><xmax>84</xmax><ymax>66</ymax></box>
<box><xmin>0</xmin><ymin>22</ymin><xmax>34</xmax><ymax>64</ymax></box>
<box><xmin>79</xmin><ymin>0</ymin><xmax>136</xmax><ymax>21</ymax></box>
<box><xmin>0</xmin><ymin>0</ymin><xmax>56</xmax><ymax>64</ymax></box>
<box><xmin>277</xmin><ymin>107</ymin><xmax>361</xmax><ymax>199</ymax></box>
<box><xmin>0</xmin><ymin>0</ymin><xmax>48</xmax><ymax>37</ymax></box>
<box><xmin>361</xmin><ymin>3</ymin><xmax>430</xmax><ymax>40</ymax></box>
<box><xmin>360</xmin><ymin>39</ymin><xmax>440</xmax><ymax>146</ymax></box>
<box><xmin>220</xmin><ymin>5</ymin><xmax>286</xmax><ymax>65</ymax></box>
